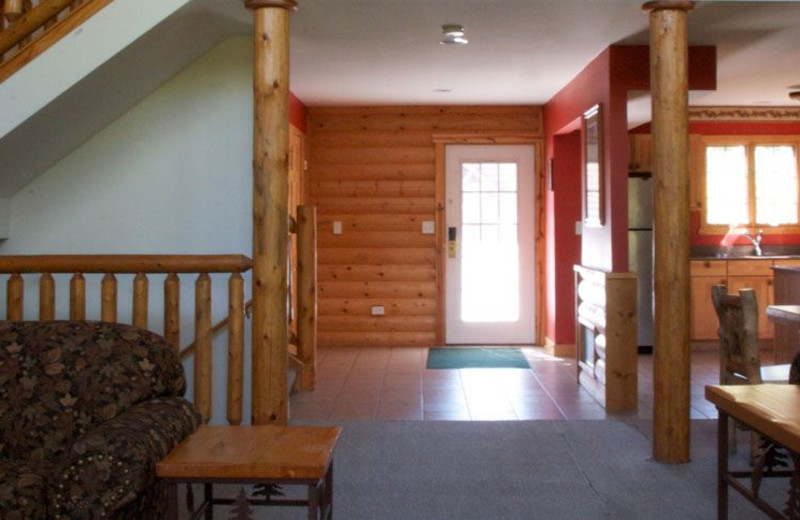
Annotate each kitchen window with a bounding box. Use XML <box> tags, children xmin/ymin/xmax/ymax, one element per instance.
<box><xmin>701</xmin><ymin>136</ymin><xmax>800</xmax><ymax>233</ymax></box>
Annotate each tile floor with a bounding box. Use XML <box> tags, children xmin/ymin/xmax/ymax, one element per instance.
<box><xmin>289</xmin><ymin>346</ymin><xmax>728</xmax><ymax>422</ymax></box>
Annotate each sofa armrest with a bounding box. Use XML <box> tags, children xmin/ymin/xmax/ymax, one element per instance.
<box><xmin>49</xmin><ymin>397</ymin><xmax>201</xmax><ymax>518</ymax></box>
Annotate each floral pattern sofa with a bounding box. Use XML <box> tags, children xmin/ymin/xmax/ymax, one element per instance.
<box><xmin>0</xmin><ymin>320</ymin><xmax>202</xmax><ymax>519</ymax></box>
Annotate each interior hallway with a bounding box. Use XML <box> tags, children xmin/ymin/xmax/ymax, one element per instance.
<box><xmin>289</xmin><ymin>347</ymin><xmax>724</xmax><ymax>422</ymax></box>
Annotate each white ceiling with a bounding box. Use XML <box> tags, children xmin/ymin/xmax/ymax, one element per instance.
<box><xmin>261</xmin><ymin>0</ymin><xmax>800</xmax><ymax>114</ymax></box>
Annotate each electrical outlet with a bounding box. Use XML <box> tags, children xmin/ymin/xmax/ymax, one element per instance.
<box><xmin>575</xmin><ymin>221</ymin><xmax>582</xmax><ymax>235</ymax></box>
<box><xmin>371</xmin><ymin>305</ymin><xmax>385</xmax><ymax>316</ymax></box>
<box><xmin>333</xmin><ymin>221</ymin><xmax>342</xmax><ymax>235</ymax></box>
<box><xmin>421</xmin><ymin>220</ymin><xmax>435</xmax><ymax>235</ymax></box>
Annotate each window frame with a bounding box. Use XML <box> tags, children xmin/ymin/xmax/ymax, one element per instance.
<box><xmin>699</xmin><ymin>135</ymin><xmax>800</xmax><ymax>235</ymax></box>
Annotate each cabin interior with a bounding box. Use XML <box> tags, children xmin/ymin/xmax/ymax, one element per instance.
<box><xmin>3</xmin><ymin>0</ymin><xmax>800</xmax><ymax>517</ymax></box>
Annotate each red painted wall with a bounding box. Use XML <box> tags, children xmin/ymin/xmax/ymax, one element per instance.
<box><xmin>290</xmin><ymin>92</ymin><xmax>308</xmax><ymax>133</ymax></box>
<box><xmin>542</xmin><ymin>45</ymin><xmax>716</xmax><ymax>344</ymax></box>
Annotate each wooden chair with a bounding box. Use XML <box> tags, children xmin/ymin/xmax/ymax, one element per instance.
<box><xmin>711</xmin><ymin>285</ymin><xmax>791</xmax><ymax>454</ymax></box>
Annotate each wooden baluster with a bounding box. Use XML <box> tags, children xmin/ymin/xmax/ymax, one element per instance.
<box><xmin>3</xmin><ymin>0</ymin><xmax>23</xmax><ymax>22</ymax></box>
<box><xmin>39</xmin><ymin>272</ymin><xmax>55</xmax><ymax>320</ymax></box>
<box><xmin>132</xmin><ymin>273</ymin><xmax>148</xmax><ymax>329</ymax></box>
<box><xmin>296</xmin><ymin>205</ymin><xmax>317</xmax><ymax>391</ymax></box>
<box><xmin>19</xmin><ymin>0</ymin><xmax>32</xmax><ymax>46</ymax></box>
<box><xmin>194</xmin><ymin>273</ymin><xmax>212</xmax><ymax>422</ymax></box>
<box><xmin>69</xmin><ymin>273</ymin><xmax>85</xmax><ymax>320</ymax></box>
<box><xmin>164</xmin><ymin>273</ymin><xmax>180</xmax><ymax>352</ymax></box>
<box><xmin>227</xmin><ymin>273</ymin><xmax>244</xmax><ymax>425</ymax></box>
<box><xmin>101</xmin><ymin>273</ymin><xmax>117</xmax><ymax>322</ymax></box>
<box><xmin>7</xmin><ymin>273</ymin><xmax>23</xmax><ymax>321</ymax></box>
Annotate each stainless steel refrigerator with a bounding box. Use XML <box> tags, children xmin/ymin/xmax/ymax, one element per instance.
<box><xmin>628</xmin><ymin>175</ymin><xmax>654</xmax><ymax>349</ymax></box>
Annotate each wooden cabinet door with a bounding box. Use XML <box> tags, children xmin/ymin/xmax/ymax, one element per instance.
<box><xmin>690</xmin><ymin>275</ymin><xmax>727</xmax><ymax>340</ymax></box>
<box><xmin>728</xmin><ymin>276</ymin><xmax>774</xmax><ymax>339</ymax></box>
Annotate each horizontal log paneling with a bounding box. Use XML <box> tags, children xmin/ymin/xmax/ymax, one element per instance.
<box><xmin>318</xmin><ymin>230</ymin><xmax>435</xmax><ymax>249</ymax></box>
<box><xmin>319</xmin><ymin>298</ymin><xmax>437</xmax><ymax>316</ymax></box>
<box><xmin>319</xmin><ymin>316</ymin><xmax>436</xmax><ymax>332</ymax></box>
<box><xmin>310</xmin><ymin>180</ymin><xmax>435</xmax><ymax>198</ymax></box>
<box><xmin>319</xmin><ymin>265</ymin><xmax>435</xmax><ymax>282</ymax></box>
<box><xmin>319</xmin><ymin>280</ymin><xmax>436</xmax><ymax>299</ymax></box>
<box><xmin>318</xmin><ymin>248</ymin><xmax>436</xmax><ymax>266</ymax></box>
<box><xmin>309</xmin><ymin>105</ymin><xmax>542</xmax><ymax>348</ymax></box>
<box><xmin>318</xmin><ymin>214</ymin><xmax>432</xmax><ymax>232</ymax></box>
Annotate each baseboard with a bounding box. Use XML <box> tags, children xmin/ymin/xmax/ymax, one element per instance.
<box><xmin>543</xmin><ymin>337</ymin><xmax>576</xmax><ymax>358</ymax></box>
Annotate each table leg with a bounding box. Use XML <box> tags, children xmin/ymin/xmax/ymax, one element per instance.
<box><xmin>308</xmin><ymin>481</ymin><xmax>320</xmax><ymax>520</ymax></box>
<box><xmin>205</xmin><ymin>483</ymin><xmax>214</xmax><ymax>520</ymax></box>
<box><xmin>718</xmin><ymin>410</ymin><xmax>729</xmax><ymax>520</ymax></box>
<box><xmin>326</xmin><ymin>462</ymin><xmax>334</xmax><ymax>519</ymax></box>
<box><xmin>166</xmin><ymin>482</ymin><xmax>178</xmax><ymax>520</ymax></box>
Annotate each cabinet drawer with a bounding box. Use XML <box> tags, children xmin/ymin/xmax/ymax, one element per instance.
<box><xmin>773</xmin><ymin>259</ymin><xmax>800</xmax><ymax>269</ymax></box>
<box><xmin>690</xmin><ymin>260</ymin><xmax>726</xmax><ymax>277</ymax></box>
<box><xmin>728</xmin><ymin>259</ymin><xmax>774</xmax><ymax>277</ymax></box>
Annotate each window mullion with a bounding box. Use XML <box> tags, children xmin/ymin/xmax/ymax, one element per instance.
<box><xmin>748</xmin><ymin>143</ymin><xmax>757</xmax><ymax>227</ymax></box>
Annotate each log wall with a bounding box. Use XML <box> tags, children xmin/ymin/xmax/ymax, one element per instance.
<box><xmin>308</xmin><ymin>106</ymin><xmax>543</xmax><ymax>348</ymax></box>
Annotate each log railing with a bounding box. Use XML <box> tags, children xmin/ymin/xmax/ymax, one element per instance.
<box><xmin>0</xmin><ymin>254</ymin><xmax>252</xmax><ymax>424</ymax></box>
<box><xmin>0</xmin><ymin>0</ymin><xmax>112</xmax><ymax>82</ymax></box>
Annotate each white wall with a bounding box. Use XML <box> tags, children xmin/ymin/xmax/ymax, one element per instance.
<box><xmin>0</xmin><ymin>36</ymin><xmax>259</xmax><ymax>424</ymax></box>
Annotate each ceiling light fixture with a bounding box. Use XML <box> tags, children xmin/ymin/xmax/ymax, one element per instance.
<box><xmin>790</xmin><ymin>91</ymin><xmax>800</xmax><ymax>103</ymax></box>
<box><xmin>440</xmin><ymin>24</ymin><xmax>468</xmax><ymax>45</ymax></box>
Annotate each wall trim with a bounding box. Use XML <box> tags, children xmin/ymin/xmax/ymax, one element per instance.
<box><xmin>689</xmin><ymin>106</ymin><xmax>800</xmax><ymax>122</ymax></box>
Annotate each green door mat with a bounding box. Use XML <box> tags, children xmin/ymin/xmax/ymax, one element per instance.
<box><xmin>426</xmin><ymin>347</ymin><xmax>530</xmax><ymax>369</ymax></box>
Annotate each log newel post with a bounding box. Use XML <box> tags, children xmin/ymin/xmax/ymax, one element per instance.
<box><xmin>245</xmin><ymin>0</ymin><xmax>297</xmax><ymax>425</ymax></box>
<box><xmin>644</xmin><ymin>0</ymin><xmax>694</xmax><ymax>464</ymax></box>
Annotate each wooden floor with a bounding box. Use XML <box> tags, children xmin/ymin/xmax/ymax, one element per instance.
<box><xmin>289</xmin><ymin>347</ymin><xmax>728</xmax><ymax>422</ymax></box>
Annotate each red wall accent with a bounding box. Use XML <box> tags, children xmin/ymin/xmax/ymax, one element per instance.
<box><xmin>542</xmin><ymin>45</ymin><xmax>716</xmax><ymax>344</ymax></box>
<box><xmin>290</xmin><ymin>92</ymin><xmax>308</xmax><ymax>133</ymax></box>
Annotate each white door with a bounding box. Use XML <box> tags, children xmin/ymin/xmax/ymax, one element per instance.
<box><xmin>445</xmin><ymin>145</ymin><xmax>536</xmax><ymax>344</ymax></box>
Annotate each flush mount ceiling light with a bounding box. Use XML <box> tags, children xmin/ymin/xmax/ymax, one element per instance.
<box><xmin>440</xmin><ymin>24</ymin><xmax>468</xmax><ymax>45</ymax></box>
<box><xmin>790</xmin><ymin>91</ymin><xmax>800</xmax><ymax>103</ymax></box>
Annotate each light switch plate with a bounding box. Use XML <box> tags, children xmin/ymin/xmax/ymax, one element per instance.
<box><xmin>371</xmin><ymin>305</ymin><xmax>385</xmax><ymax>316</ymax></box>
<box><xmin>333</xmin><ymin>221</ymin><xmax>342</xmax><ymax>235</ymax></box>
<box><xmin>421</xmin><ymin>220</ymin><xmax>435</xmax><ymax>235</ymax></box>
<box><xmin>575</xmin><ymin>221</ymin><xmax>582</xmax><ymax>235</ymax></box>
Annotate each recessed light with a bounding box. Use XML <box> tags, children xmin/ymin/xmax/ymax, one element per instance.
<box><xmin>440</xmin><ymin>24</ymin><xmax>468</xmax><ymax>45</ymax></box>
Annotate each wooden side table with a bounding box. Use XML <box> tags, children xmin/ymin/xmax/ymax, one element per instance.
<box><xmin>156</xmin><ymin>425</ymin><xmax>342</xmax><ymax>520</ymax></box>
<box><xmin>706</xmin><ymin>384</ymin><xmax>800</xmax><ymax>520</ymax></box>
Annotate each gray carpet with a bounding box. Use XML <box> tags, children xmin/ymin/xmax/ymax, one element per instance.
<box><xmin>196</xmin><ymin>419</ymin><xmax>779</xmax><ymax>519</ymax></box>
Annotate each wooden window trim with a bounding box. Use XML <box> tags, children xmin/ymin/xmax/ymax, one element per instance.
<box><xmin>698</xmin><ymin>135</ymin><xmax>800</xmax><ymax>235</ymax></box>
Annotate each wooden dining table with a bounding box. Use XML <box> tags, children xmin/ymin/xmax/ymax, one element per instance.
<box><xmin>767</xmin><ymin>305</ymin><xmax>800</xmax><ymax>364</ymax></box>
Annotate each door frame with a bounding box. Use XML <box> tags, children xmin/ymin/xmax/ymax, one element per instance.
<box><xmin>432</xmin><ymin>132</ymin><xmax>546</xmax><ymax>345</ymax></box>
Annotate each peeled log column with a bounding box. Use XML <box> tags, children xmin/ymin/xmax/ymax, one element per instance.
<box><xmin>227</xmin><ymin>273</ymin><xmax>245</xmax><ymax>425</ymax></box>
<box><xmin>245</xmin><ymin>0</ymin><xmax>296</xmax><ymax>425</ymax></box>
<box><xmin>39</xmin><ymin>273</ymin><xmax>55</xmax><ymax>320</ymax></box>
<box><xmin>194</xmin><ymin>273</ymin><xmax>212</xmax><ymax>422</ymax></box>
<box><xmin>101</xmin><ymin>273</ymin><xmax>117</xmax><ymax>323</ymax></box>
<box><xmin>164</xmin><ymin>273</ymin><xmax>180</xmax><ymax>352</ymax></box>
<box><xmin>7</xmin><ymin>273</ymin><xmax>23</xmax><ymax>321</ymax></box>
<box><xmin>70</xmin><ymin>273</ymin><xmax>86</xmax><ymax>320</ymax></box>
<box><xmin>644</xmin><ymin>0</ymin><xmax>694</xmax><ymax>464</ymax></box>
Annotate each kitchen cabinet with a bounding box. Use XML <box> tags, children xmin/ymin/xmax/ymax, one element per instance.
<box><xmin>629</xmin><ymin>133</ymin><xmax>702</xmax><ymax>208</ymax></box>
<box><xmin>690</xmin><ymin>260</ymin><xmax>727</xmax><ymax>340</ymax></box>
<box><xmin>727</xmin><ymin>259</ymin><xmax>774</xmax><ymax>339</ymax></box>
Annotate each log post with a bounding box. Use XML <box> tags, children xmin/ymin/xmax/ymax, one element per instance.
<box><xmin>100</xmin><ymin>273</ymin><xmax>117</xmax><ymax>322</ymax></box>
<box><xmin>644</xmin><ymin>0</ymin><xmax>694</xmax><ymax>464</ymax></box>
<box><xmin>7</xmin><ymin>273</ymin><xmax>23</xmax><ymax>320</ymax></box>
<box><xmin>164</xmin><ymin>273</ymin><xmax>180</xmax><ymax>352</ymax></box>
<box><xmin>296</xmin><ymin>205</ymin><xmax>317</xmax><ymax>392</ymax></box>
<box><xmin>39</xmin><ymin>273</ymin><xmax>55</xmax><ymax>320</ymax></box>
<box><xmin>245</xmin><ymin>0</ymin><xmax>297</xmax><ymax>425</ymax></box>
<box><xmin>227</xmin><ymin>273</ymin><xmax>245</xmax><ymax>425</ymax></box>
<box><xmin>69</xmin><ymin>273</ymin><xmax>86</xmax><ymax>320</ymax></box>
<box><xmin>132</xmin><ymin>272</ymin><xmax>148</xmax><ymax>329</ymax></box>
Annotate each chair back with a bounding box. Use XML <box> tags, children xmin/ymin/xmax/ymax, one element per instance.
<box><xmin>711</xmin><ymin>285</ymin><xmax>762</xmax><ymax>385</ymax></box>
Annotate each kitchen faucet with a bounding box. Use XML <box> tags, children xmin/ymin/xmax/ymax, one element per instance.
<box><xmin>743</xmin><ymin>229</ymin><xmax>763</xmax><ymax>256</ymax></box>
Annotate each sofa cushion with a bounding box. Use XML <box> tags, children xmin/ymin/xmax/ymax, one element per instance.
<box><xmin>0</xmin><ymin>321</ymin><xmax>187</xmax><ymax>461</ymax></box>
<box><xmin>0</xmin><ymin>459</ymin><xmax>53</xmax><ymax>520</ymax></box>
